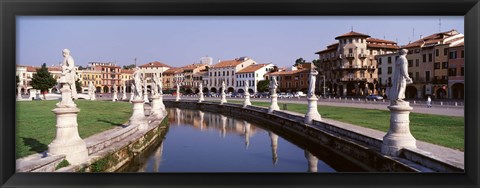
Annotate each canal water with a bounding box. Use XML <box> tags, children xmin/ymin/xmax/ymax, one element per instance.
<box><xmin>119</xmin><ymin>108</ymin><xmax>366</xmax><ymax>172</ymax></box>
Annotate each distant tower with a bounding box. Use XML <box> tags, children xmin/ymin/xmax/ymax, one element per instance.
<box><xmin>200</xmin><ymin>56</ymin><xmax>213</xmax><ymax>65</ymax></box>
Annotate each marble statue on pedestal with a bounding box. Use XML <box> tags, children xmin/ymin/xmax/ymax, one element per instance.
<box><xmin>220</xmin><ymin>81</ymin><xmax>227</xmax><ymax>104</ymax></box>
<box><xmin>143</xmin><ymin>78</ymin><xmax>148</xmax><ymax>103</ymax></box>
<box><xmin>133</xmin><ymin>68</ymin><xmax>143</xmax><ymax>100</ymax></box>
<box><xmin>88</xmin><ymin>81</ymin><xmax>96</xmax><ymax>100</ymax></box>
<box><xmin>151</xmin><ymin>75</ymin><xmax>158</xmax><ymax>96</ymax></box>
<box><xmin>304</xmin><ymin>68</ymin><xmax>321</xmax><ymax>123</ymax></box>
<box><xmin>198</xmin><ymin>82</ymin><xmax>204</xmax><ymax>103</ymax></box>
<box><xmin>243</xmin><ymin>81</ymin><xmax>251</xmax><ymax>107</ymax></box>
<box><xmin>60</xmin><ymin>49</ymin><xmax>77</xmax><ymax>100</ymax></box>
<box><xmin>389</xmin><ymin>49</ymin><xmax>413</xmax><ymax>105</ymax></box>
<box><xmin>17</xmin><ymin>76</ymin><xmax>23</xmax><ymax>100</ymax></box>
<box><xmin>382</xmin><ymin>49</ymin><xmax>416</xmax><ymax>157</ymax></box>
<box><xmin>48</xmin><ymin>49</ymin><xmax>88</xmax><ymax>165</ymax></box>
<box><xmin>122</xmin><ymin>83</ymin><xmax>127</xmax><ymax>100</ymax></box>
<box><xmin>112</xmin><ymin>83</ymin><xmax>118</xmax><ymax>101</ymax></box>
<box><xmin>129</xmin><ymin>83</ymin><xmax>135</xmax><ymax>102</ymax></box>
<box><xmin>268</xmin><ymin>76</ymin><xmax>280</xmax><ymax>113</ymax></box>
<box><xmin>176</xmin><ymin>83</ymin><xmax>181</xmax><ymax>101</ymax></box>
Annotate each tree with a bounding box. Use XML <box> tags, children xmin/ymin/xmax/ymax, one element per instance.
<box><xmin>75</xmin><ymin>79</ymin><xmax>82</xmax><ymax>93</ymax></box>
<box><xmin>294</xmin><ymin>58</ymin><xmax>306</xmax><ymax>67</ymax></box>
<box><xmin>123</xmin><ymin>64</ymin><xmax>136</xmax><ymax>70</ymax></box>
<box><xmin>31</xmin><ymin>63</ymin><xmax>57</xmax><ymax>99</ymax></box>
<box><xmin>257</xmin><ymin>80</ymin><xmax>270</xmax><ymax>93</ymax></box>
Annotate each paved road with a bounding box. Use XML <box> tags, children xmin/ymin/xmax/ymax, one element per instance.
<box><xmin>162</xmin><ymin>95</ymin><xmax>464</xmax><ymax>117</ymax></box>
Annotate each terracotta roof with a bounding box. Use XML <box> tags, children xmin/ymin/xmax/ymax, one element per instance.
<box><xmin>163</xmin><ymin>67</ymin><xmax>184</xmax><ymax>74</ymax></box>
<box><xmin>268</xmin><ymin>69</ymin><xmax>310</xmax><ymax>75</ymax></box>
<box><xmin>315</xmin><ymin>46</ymin><xmax>337</xmax><ymax>54</ymax></box>
<box><xmin>451</xmin><ymin>42</ymin><xmax>464</xmax><ymax>47</ymax></box>
<box><xmin>47</xmin><ymin>66</ymin><xmax>62</xmax><ymax>72</ymax></box>
<box><xmin>139</xmin><ymin>61</ymin><xmax>171</xmax><ymax>68</ymax></box>
<box><xmin>327</xmin><ymin>43</ymin><xmax>339</xmax><ymax>48</ymax></box>
<box><xmin>402</xmin><ymin>42</ymin><xmax>423</xmax><ymax>48</ymax></box>
<box><xmin>367</xmin><ymin>38</ymin><xmax>397</xmax><ymax>44</ymax></box>
<box><xmin>212</xmin><ymin>59</ymin><xmax>247</xmax><ymax>68</ymax></box>
<box><xmin>445</xmin><ymin>36</ymin><xmax>464</xmax><ymax>44</ymax></box>
<box><xmin>182</xmin><ymin>63</ymin><xmax>207</xmax><ymax>71</ymax></box>
<box><xmin>121</xmin><ymin>69</ymin><xmax>135</xmax><ymax>74</ymax></box>
<box><xmin>367</xmin><ymin>43</ymin><xmax>400</xmax><ymax>49</ymax></box>
<box><xmin>237</xmin><ymin>64</ymin><xmax>271</xmax><ymax>73</ymax></box>
<box><xmin>335</xmin><ymin>31</ymin><xmax>370</xmax><ymax>39</ymax></box>
<box><xmin>26</xmin><ymin>66</ymin><xmax>38</xmax><ymax>72</ymax></box>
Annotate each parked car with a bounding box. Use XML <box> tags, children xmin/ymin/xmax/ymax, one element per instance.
<box><xmin>366</xmin><ymin>94</ymin><xmax>383</xmax><ymax>100</ymax></box>
<box><xmin>294</xmin><ymin>91</ymin><xmax>307</xmax><ymax>97</ymax></box>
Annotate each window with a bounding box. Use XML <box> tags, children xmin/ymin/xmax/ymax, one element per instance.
<box><xmin>444</xmin><ymin>48</ymin><xmax>448</xmax><ymax>56</ymax></box>
<box><xmin>448</xmin><ymin>68</ymin><xmax>457</xmax><ymax>76</ymax></box>
<box><xmin>387</xmin><ymin>67</ymin><xmax>392</xmax><ymax>74</ymax></box>
<box><xmin>415</xmin><ymin>59</ymin><xmax>419</xmax><ymax>67</ymax></box>
<box><xmin>461</xmin><ymin>50</ymin><xmax>464</xmax><ymax>58</ymax></box>
<box><xmin>349</xmin><ymin>48</ymin><xmax>353</xmax><ymax>53</ymax></box>
<box><xmin>408</xmin><ymin>60</ymin><xmax>413</xmax><ymax>67</ymax></box>
<box><xmin>449</xmin><ymin>51</ymin><xmax>457</xmax><ymax>59</ymax></box>
<box><xmin>379</xmin><ymin>78</ymin><xmax>382</xmax><ymax>85</ymax></box>
<box><xmin>423</xmin><ymin>54</ymin><xmax>427</xmax><ymax>62</ymax></box>
<box><xmin>349</xmin><ymin>39</ymin><xmax>352</xmax><ymax>43</ymax></box>
<box><xmin>378</xmin><ymin>58</ymin><xmax>382</xmax><ymax>65</ymax></box>
<box><xmin>395</xmin><ymin>56</ymin><xmax>399</xmax><ymax>61</ymax></box>
<box><xmin>415</xmin><ymin>72</ymin><xmax>419</xmax><ymax>81</ymax></box>
<box><xmin>461</xmin><ymin>67</ymin><xmax>464</xmax><ymax>76</ymax></box>
<box><xmin>435</xmin><ymin>49</ymin><xmax>439</xmax><ymax>56</ymax></box>
<box><xmin>426</xmin><ymin>71</ymin><xmax>431</xmax><ymax>82</ymax></box>
<box><xmin>428</xmin><ymin>53</ymin><xmax>432</xmax><ymax>62</ymax></box>
<box><xmin>388</xmin><ymin>57</ymin><xmax>392</xmax><ymax>64</ymax></box>
<box><xmin>442</xmin><ymin>62</ymin><xmax>448</xmax><ymax>69</ymax></box>
<box><xmin>434</xmin><ymin>63</ymin><xmax>440</xmax><ymax>69</ymax></box>
<box><xmin>378</xmin><ymin>68</ymin><xmax>382</xmax><ymax>74</ymax></box>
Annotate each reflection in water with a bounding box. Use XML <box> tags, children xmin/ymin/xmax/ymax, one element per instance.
<box><xmin>244</xmin><ymin>121</ymin><xmax>250</xmax><ymax>149</ymax></box>
<box><xmin>125</xmin><ymin>108</ymin><xmax>340</xmax><ymax>172</ymax></box>
<box><xmin>304</xmin><ymin>150</ymin><xmax>318</xmax><ymax>172</ymax></box>
<box><xmin>269</xmin><ymin>131</ymin><xmax>278</xmax><ymax>165</ymax></box>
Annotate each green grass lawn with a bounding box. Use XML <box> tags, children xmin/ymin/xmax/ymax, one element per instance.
<box><xmin>228</xmin><ymin>100</ymin><xmax>464</xmax><ymax>151</ymax></box>
<box><xmin>16</xmin><ymin>100</ymin><xmax>132</xmax><ymax>159</ymax></box>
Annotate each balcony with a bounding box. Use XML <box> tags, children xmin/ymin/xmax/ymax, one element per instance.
<box><xmin>337</xmin><ymin>54</ymin><xmax>343</xmax><ymax>59</ymax></box>
<box><xmin>359</xmin><ymin>53</ymin><xmax>368</xmax><ymax>59</ymax></box>
<box><xmin>432</xmin><ymin>78</ymin><xmax>448</xmax><ymax>84</ymax></box>
<box><xmin>346</xmin><ymin>53</ymin><xmax>355</xmax><ymax>59</ymax></box>
<box><xmin>337</xmin><ymin>77</ymin><xmax>368</xmax><ymax>82</ymax></box>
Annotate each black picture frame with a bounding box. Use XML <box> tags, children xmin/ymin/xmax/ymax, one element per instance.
<box><xmin>1</xmin><ymin>0</ymin><xmax>479</xmax><ymax>187</ymax></box>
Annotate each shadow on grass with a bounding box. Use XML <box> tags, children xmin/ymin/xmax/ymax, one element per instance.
<box><xmin>21</xmin><ymin>137</ymin><xmax>47</xmax><ymax>154</ymax></box>
<box><xmin>97</xmin><ymin>119</ymin><xmax>128</xmax><ymax>128</ymax></box>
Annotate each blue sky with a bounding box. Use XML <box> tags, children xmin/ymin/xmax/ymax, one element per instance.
<box><xmin>17</xmin><ymin>16</ymin><xmax>463</xmax><ymax>68</ymax></box>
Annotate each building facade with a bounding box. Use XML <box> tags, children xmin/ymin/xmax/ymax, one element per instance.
<box><xmin>447</xmin><ymin>42</ymin><xmax>465</xmax><ymax>99</ymax></box>
<box><xmin>89</xmin><ymin>62</ymin><xmax>121</xmax><ymax>93</ymax></box>
<box><xmin>315</xmin><ymin>31</ymin><xmax>399</xmax><ymax>97</ymax></box>
<box><xmin>207</xmin><ymin>57</ymin><xmax>256</xmax><ymax>93</ymax></box>
<box><xmin>267</xmin><ymin>63</ymin><xmax>312</xmax><ymax>93</ymax></box>
<box><xmin>235</xmin><ymin>63</ymin><xmax>274</xmax><ymax>94</ymax></box>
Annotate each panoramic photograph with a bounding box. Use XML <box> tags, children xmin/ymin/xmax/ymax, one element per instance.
<box><xmin>15</xmin><ymin>16</ymin><xmax>464</xmax><ymax>173</ymax></box>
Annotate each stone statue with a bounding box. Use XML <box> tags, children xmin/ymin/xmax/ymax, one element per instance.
<box><xmin>389</xmin><ymin>49</ymin><xmax>413</xmax><ymax>104</ymax></box>
<box><xmin>133</xmin><ymin>67</ymin><xmax>143</xmax><ymax>98</ymax></box>
<box><xmin>244</xmin><ymin>80</ymin><xmax>249</xmax><ymax>94</ymax></box>
<box><xmin>151</xmin><ymin>75</ymin><xmax>158</xmax><ymax>96</ymax></box>
<box><xmin>270</xmin><ymin>76</ymin><xmax>278</xmax><ymax>95</ymax></box>
<box><xmin>60</xmin><ymin>49</ymin><xmax>78</xmax><ymax>99</ymax></box>
<box><xmin>308</xmin><ymin>69</ymin><xmax>318</xmax><ymax>98</ymax></box>
<box><xmin>222</xmin><ymin>81</ymin><xmax>226</xmax><ymax>94</ymax></box>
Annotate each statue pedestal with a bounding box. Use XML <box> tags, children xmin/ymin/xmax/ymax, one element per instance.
<box><xmin>112</xmin><ymin>92</ymin><xmax>118</xmax><ymax>102</ymax></box>
<box><xmin>122</xmin><ymin>92</ymin><xmax>127</xmax><ymax>100</ymax></box>
<box><xmin>143</xmin><ymin>93</ymin><xmax>149</xmax><ymax>103</ymax></box>
<box><xmin>198</xmin><ymin>92</ymin><xmax>204</xmax><ymax>103</ymax></box>
<box><xmin>48</xmin><ymin>107</ymin><xmax>88</xmax><ymax>165</ymax></box>
<box><xmin>150</xmin><ymin>96</ymin><xmax>165</xmax><ymax>119</ymax></box>
<box><xmin>129</xmin><ymin>99</ymin><xmax>148</xmax><ymax>130</ymax></box>
<box><xmin>220</xmin><ymin>93</ymin><xmax>227</xmax><ymax>105</ymax></box>
<box><xmin>243</xmin><ymin>93</ymin><xmax>251</xmax><ymax>108</ymax></box>
<box><xmin>268</xmin><ymin>94</ymin><xmax>280</xmax><ymax>113</ymax></box>
<box><xmin>175</xmin><ymin>93</ymin><xmax>181</xmax><ymax>102</ymax></box>
<box><xmin>381</xmin><ymin>101</ymin><xmax>417</xmax><ymax>156</ymax></box>
<box><xmin>304</xmin><ymin>97</ymin><xmax>321</xmax><ymax>124</ymax></box>
<box><xmin>129</xmin><ymin>93</ymin><xmax>134</xmax><ymax>103</ymax></box>
<box><xmin>17</xmin><ymin>86</ymin><xmax>22</xmax><ymax>100</ymax></box>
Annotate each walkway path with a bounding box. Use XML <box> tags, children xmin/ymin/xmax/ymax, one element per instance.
<box><xmin>163</xmin><ymin>96</ymin><xmax>464</xmax><ymax>117</ymax></box>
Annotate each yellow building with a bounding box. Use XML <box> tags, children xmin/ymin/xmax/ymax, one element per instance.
<box><xmin>77</xmin><ymin>69</ymin><xmax>102</xmax><ymax>93</ymax></box>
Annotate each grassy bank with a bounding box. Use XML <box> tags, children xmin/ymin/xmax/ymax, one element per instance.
<box><xmin>230</xmin><ymin>101</ymin><xmax>464</xmax><ymax>151</ymax></box>
<box><xmin>16</xmin><ymin>100</ymin><xmax>132</xmax><ymax>159</ymax></box>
